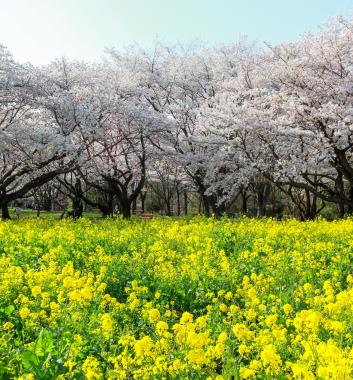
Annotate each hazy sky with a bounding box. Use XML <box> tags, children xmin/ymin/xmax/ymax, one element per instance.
<box><xmin>1</xmin><ymin>0</ymin><xmax>352</xmax><ymax>64</ymax></box>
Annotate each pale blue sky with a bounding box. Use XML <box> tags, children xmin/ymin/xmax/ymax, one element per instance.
<box><xmin>1</xmin><ymin>0</ymin><xmax>352</xmax><ymax>64</ymax></box>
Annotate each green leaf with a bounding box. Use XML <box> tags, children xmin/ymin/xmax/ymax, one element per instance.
<box><xmin>35</xmin><ymin>329</ymin><xmax>54</xmax><ymax>357</ymax></box>
<box><xmin>4</xmin><ymin>305</ymin><xmax>15</xmax><ymax>316</ymax></box>
<box><xmin>21</xmin><ymin>350</ymin><xmax>39</xmax><ymax>369</ymax></box>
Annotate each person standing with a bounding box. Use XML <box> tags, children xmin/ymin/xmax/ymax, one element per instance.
<box><xmin>15</xmin><ymin>206</ymin><xmax>22</xmax><ymax>219</ymax></box>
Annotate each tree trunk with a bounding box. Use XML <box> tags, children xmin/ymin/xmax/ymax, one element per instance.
<box><xmin>176</xmin><ymin>187</ymin><xmax>181</xmax><ymax>216</ymax></box>
<box><xmin>198</xmin><ymin>196</ymin><xmax>202</xmax><ymax>214</ymax></box>
<box><xmin>141</xmin><ymin>192</ymin><xmax>146</xmax><ymax>213</ymax></box>
<box><xmin>335</xmin><ymin>172</ymin><xmax>345</xmax><ymax>217</ymax></box>
<box><xmin>165</xmin><ymin>201</ymin><xmax>172</xmax><ymax>216</ymax></box>
<box><xmin>202</xmin><ymin>194</ymin><xmax>211</xmax><ymax>216</ymax></box>
<box><xmin>1</xmin><ymin>202</ymin><xmax>10</xmax><ymax>220</ymax></box>
<box><xmin>255</xmin><ymin>184</ymin><xmax>271</xmax><ymax>217</ymax></box>
<box><xmin>121</xmin><ymin>202</ymin><xmax>131</xmax><ymax>219</ymax></box>
<box><xmin>59</xmin><ymin>207</ymin><xmax>67</xmax><ymax>220</ymax></box>
<box><xmin>183</xmin><ymin>191</ymin><xmax>188</xmax><ymax>215</ymax></box>
<box><xmin>347</xmin><ymin>184</ymin><xmax>353</xmax><ymax>215</ymax></box>
<box><xmin>98</xmin><ymin>194</ymin><xmax>114</xmax><ymax>217</ymax></box>
<box><xmin>132</xmin><ymin>197</ymin><xmax>137</xmax><ymax>212</ymax></box>
<box><xmin>271</xmin><ymin>189</ymin><xmax>276</xmax><ymax>216</ymax></box>
<box><xmin>257</xmin><ymin>190</ymin><xmax>265</xmax><ymax>217</ymax></box>
<box><xmin>43</xmin><ymin>195</ymin><xmax>51</xmax><ymax>212</ymax></box>
<box><xmin>338</xmin><ymin>203</ymin><xmax>345</xmax><ymax>218</ymax></box>
<box><xmin>309</xmin><ymin>193</ymin><xmax>317</xmax><ymax>220</ymax></box>
<box><xmin>241</xmin><ymin>190</ymin><xmax>248</xmax><ymax>214</ymax></box>
<box><xmin>211</xmin><ymin>201</ymin><xmax>225</xmax><ymax>218</ymax></box>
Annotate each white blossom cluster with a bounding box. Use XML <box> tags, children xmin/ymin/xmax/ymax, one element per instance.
<box><xmin>1</xmin><ymin>17</ymin><xmax>353</xmax><ymax>216</ymax></box>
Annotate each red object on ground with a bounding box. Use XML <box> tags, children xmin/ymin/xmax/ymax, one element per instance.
<box><xmin>140</xmin><ymin>213</ymin><xmax>153</xmax><ymax>220</ymax></box>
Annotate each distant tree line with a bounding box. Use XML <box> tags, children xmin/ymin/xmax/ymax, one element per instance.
<box><xmin>1</xmin><ymin>16</ymin><xmax>353</xmax><ymax>220</ymax></box>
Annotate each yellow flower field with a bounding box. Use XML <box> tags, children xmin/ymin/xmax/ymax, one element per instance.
<box><xmin>1</xmin><ymin>217</ymin><xmax>353</xmax><ymax>379</ymax></box>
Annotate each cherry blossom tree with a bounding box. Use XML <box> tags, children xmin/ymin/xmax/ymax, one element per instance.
<box><xmin>2</xmin><ymin>15</ymin><xmax>353</xmax><ymax>220</ymax></box>
<box><xmin>0</xmin><ymin>54</ymin><xmax>92</xmax><ymax>219</ymax></box>
<box><xmin>199</xmin><ymin>17</ymin><xmax>353</xmax><ymax>218</ymax></box>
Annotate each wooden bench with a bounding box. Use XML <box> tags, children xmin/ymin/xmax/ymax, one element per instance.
<box><xmin>140</xmin><ymin>213</ymin><xmax>153</xmax><ymax>220</ymax></box>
